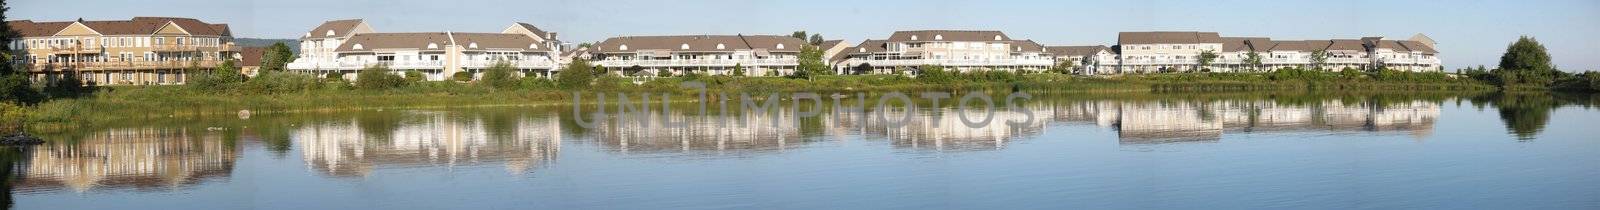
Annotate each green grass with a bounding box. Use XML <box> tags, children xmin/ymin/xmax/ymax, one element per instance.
<box><xmin>17</xmin><ymin>72</ymin><xmax>1497</xmax><ymax>131</ymax></box>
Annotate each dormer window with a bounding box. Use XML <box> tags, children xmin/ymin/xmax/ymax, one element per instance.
<box><xmin>776</xmin><ymin>44</ymin><xmax>785</xmax><ymax>49</ymax></box>
<box><xmin>325</xmin><ymin>30</ymin><xmax>335</xmax><ymax>37</ymax></box>
<box><xmin>352</xmin><ymin>44</ymin><xmax>363</xmax><ymax>50</ymax></box>
<box><xmin>716</xmin><ymin>44</ymin><xmax>725</xmax><ymax>50</ymax></box>
<box><xmin>469</xmin><ymin>42</ymin><xmax>478</xmax><ymax>48</ymax></box>
<box><xmin>911</xmin><ymin>35</ymin><xmax>919</xmax><ymax>41</ymax></box>
<box><xmin>858</xmin><ymin>48</ymin><xmax>865</xmax><ymax>53</ymax></box>
<box><xmin>994</xmin><ymin>35</ymin><xmax>1002</xmax><ymax>40</ymax></box>
<box><xmin>681</xmin><ymin>43</ymin><xmax>690</xmax><ymax>50</ymax></box>
<box><xmin>619</xmin><ymin>44</ymin><xmax>628</xmax><ymax>50</ymax></box>
<box><xmin>529</xmin><ymin>44</ymin><xmax>538</xmax><ymax>49</ymax></box>
<box><xmin>427</xmin><ymin>43</ymin><xmax>438</xmax><ymax>49</ymax></box>
<box><xmin>935</xmin><ymin>35</ymin><xmax>943</xmax><ymax>40</ymax></box>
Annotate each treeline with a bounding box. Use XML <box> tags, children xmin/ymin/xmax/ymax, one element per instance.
<box><xmin>1457</xmin><ymin>36</ymin><xmax>1600</xmax><ymax>92</ymax></box>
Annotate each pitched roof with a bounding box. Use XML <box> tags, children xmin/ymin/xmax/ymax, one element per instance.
<box><xmin>239</xmin><ymin>47</ymin><xmax>265</xmax><ymax>66</ymax></box>
<box><xmin>1012</xmin><ymin>40</ymin><xmax>1046</xmax><ymax>53</ymax></box>
<box><xmin>886</xmin><ymin>30</ymin><xmax>1010</xmax><ymax>42</ymax></box>
<box><xmin>335</xmin><ymin>32</ymin><xmax>451</xmax><ymax>52</ymax></box>
<box><xmin>1044</xmin><ymin>45</ymin><xmax>1109</xmax><ymax>57</ymax></box>
<box><xmin>451</xmin><ymin>32</ymin><xmax>544</xmax><ymax>51</ymax></box>
<box><xmin>1221</xmin><ymin>37</ymin><xmax>1251</xmax><ymax>52</ymax></box>
<box><xmin>591</xmin><ymin>35</ymin><xmax>806</xmax><ymax>53</ymax></box>
<box><xmin>817</xmin><ymin>40</ymin><xmax>845</xmax><ymax>49</ymax></box>
<box><xmin>1326</xmin><ymin>39</ymin><xmax>1366</xmax><ymax>51</ymax></box>
<box><xmin>1118</xmin><ymin>31</ymin><xmax>1223</xmax><ymax>44</ymax></box>
<box><xmin>513</xmin><ymin>22</ymin><xmax>553</xmax><ymax>40</ymax></box>
<box><xmin>1268</xmin><ymin>40</ymin><xmax>1315</xmax><ymax>52</ymax></box>
<box><xmin>1397</xmin><ymin>40</ymin><xmax>1438</xmax><ymax>53</ymax></box>
<box><xmin>306</xmin><ymin>19</ymin><xmax>364</xmax><ymax>39</ymax></box>
<box><xmin>846</xmin><ymin>39</ymin><xmax>890</xmax><ymax>54</ymax></box>
<box><xmin>6</xmin><ymin>17</ymin><xmax>231</xmax><ymax>37</ymax></box>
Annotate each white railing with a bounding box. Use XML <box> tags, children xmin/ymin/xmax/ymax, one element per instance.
<box><xmin>287</xmin><ymin>59</ymin><xmax>556</xmax><ymax>70</ymax></box>
<box><xmin>844</xmin><ymin>59</ymin><xmax>1053</xmax><ymax>67</ymax></box>
<box><xmin>459</xmin><ymin>60</ymin><xmax>555</xmax><ymax>69</ymax></box>
<box><xmin>593</xmin><ymin>58</ymin><xmax>797</xmax><ymax>67</ymax></box>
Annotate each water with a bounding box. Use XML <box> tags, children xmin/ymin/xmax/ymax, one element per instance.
<box><xmin>4</xmin><ymin>92</ymin><xmax>1597</xmax><ymax>209</ymax></box>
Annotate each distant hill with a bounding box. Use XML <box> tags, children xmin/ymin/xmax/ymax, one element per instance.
<box><xmin>233</xmin><ymin>38</ymin><xmax>300</xmax><ymax>53</ymax></box>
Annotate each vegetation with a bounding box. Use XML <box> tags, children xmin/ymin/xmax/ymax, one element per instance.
<box><xmin>260</xmin><ymin>42</ymin><xmax>296</xmax><ymax>73</ymax></box>
<box><xmin>557</xmin><ymin>59</ymin><xmax>595</xmax><ymax>90</ymax></box>
<box><xmin>354</xmin><ymin>65</ymin><xmax>407</xmax><ymax>90</ymax></box>
<box><xmin>1197</xmin><ymin>50</ymin><xmax>1218</xmax><ymax>72</ymax></box>
<box><xmin>731</xmin><ymin>64</ymin><xmax>746</xmax><ymax>77</ymax></box>
<box><xmin>479</xmin><ymin>61</ymin><xmax>519</xmax><ymax>89</ymax></box>
<box><xmin>188</xmin><ymin>60</ymin><xmax>246</xmax><ymax>92</ymax></box>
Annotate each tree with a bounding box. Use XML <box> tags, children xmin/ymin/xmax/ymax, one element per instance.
<box><xmin>0</xmin><ymin>0</ymin><xmax>42</xmax><ymax>105</ymax></box>
<box><xmin>731</xmin><ymin>63</ymin><xmax>745</xmax><ymax>76</ymax></box>
<box><xmin>479</xmin><ymin>61</ymin><xmax>519</xmax><ymax>89</ymax></box>
<box><xmin>354</xmin><ymin>65</ymin><xmax>406</xmax><ymax>90</ymax></box>
<box><xmin>1244</xmin><ymin>52</ymin><xmax>1264</xmax><ymax>73</ymax></box>
<box><xmin>916</xmin><ymin>65</ymin><xmax>956</xmax><ymax>84</ymax></box>
<box><xmin>808</xmin><ymin>34</ymin><xmax>824</xmax><ymax>46</ymax></box>
<box><xmin>790</xmin><ymin>31</ymin><xmax>807</xmax><ymax>40</ymax></box>
<box><xmin>1197</xmin><ymin>50</ymin><xmax>1218</xmax><ymax>72</ymax></box>
<box><xmin>1052</xmin><ymin>59</ymin><xmax>1075</xmax><ymax>74</ymax></box>
<box><xmin>403</xmin><ymin>70</ymin><xmax>425</xmax><ymax>82</ymax></box>
<box><xmin>576</xmin><ymin>42</ymin><xmax>594</xmax><ymax>49</ymax></box>
<box><xmin>261</xmin><ymin>42</ymin><xmax>295</xmax><ymax>72</ymax></box>
<box><xmin>1491</xmin><ymin>36</ymin><xmax>1558</xmax><ymax>87</ymax></box>
<box><xmin>556</xmin><ymin>58</ymin><xmax>594</xmax><ymax>90</ymax></box>
<box><xmin>792</xmin><ymin>45</ymin><xmax>828</xmax><ymax>80</ymax></box>
<box><xmin>656</xmin><ymin>68</ymin><xmax>672</xmax><ymax>77</ymax></box>
<box><xmin>189</xmin><ymin>59</ymin><xmax>245</xmax><ymax>91</ymax></box>
<box><xmin>1308</xmin><ymin>50</ymin><xmax>1328</xmax><ymax>70</ymax></box>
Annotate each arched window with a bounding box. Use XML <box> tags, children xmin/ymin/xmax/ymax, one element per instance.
<box><xmin>469</xmin><ymin>42</ymin><xmax>478</xmax><ymax>48</ymax></box>
<box><xmin>681</xmin><ymin>43</ymin><xmax>690</xmax><ymax>50</ymax></box>
<box><xmin>619</xmin><ymin>44</ymin><xmax>628</xmax><ymax>50</ymax></box>
<box><xmin>325</xmin><ymin>30</ymin><xmax>335</xmax><ymax>37</ymax></box>
<box><xmin>994</xmin><ymin>35</ymin><xmax>1002</xmax><ymax>40</ymax></box>
<box><xmin>716</xmin><ymin>44</ymin><xmax>725</xmax><ymax>50</ymax></box>
<box><xmin>352</xmin><ymin>44</ymin><xmax>363</xmax><ymax>50</ymax></box>
<box><xmin>934</xmin><ymin>35</ymin><xmax>943</xmax><ymax>40</ymax></box>
<box><xmin>529</xmin><ymin>43</ymin><xmax>538</xmax><ymax>49</ymax></box>
<box><xmin>911</xmin><ymin>35</ymin><xmax>919</xmax><ymax>40</ymax></box>
<box><xmin>427</xmin><ymin>43</ymin><xmax>438</xmax><ymax>49</ymax></box>
<box><xmin>776</xmin><ymin>43</ymin><xmax>785</xmax><ymax>49</ymax></box>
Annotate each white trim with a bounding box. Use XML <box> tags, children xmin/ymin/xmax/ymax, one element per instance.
<box><xmin>51</xmin><ymin>21</ymin><xmax>103</xmax><ymax>36</ymax></box>
<box><xmin>151</xmin><ymin>21</ymin><xmax>192</xmax><ymax>35</ymax></box>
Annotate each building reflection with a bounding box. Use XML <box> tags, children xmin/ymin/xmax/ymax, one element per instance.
<box><xmin>10</xmin><ymin>128</ymin><xmax>236</xmax><ymax>193</ymax></box>
<box><xmin>1039</xmin><ymin>100</ymin><xmax>1440</xmax><ymax>144</ymax></box>
<box><xmin>294</xmin><ymin>111</ymin><xmax>561</xmax><ymax>177</ymax></box>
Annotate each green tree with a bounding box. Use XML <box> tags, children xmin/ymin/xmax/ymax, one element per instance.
<box><xmin>790</xmin><ymin>31</ymin><xmax>807</xmax><ymax>40</ymax></box>
<box><xmin>808</xmin><ymin>34</ymin><xmax>824</xmax><ymax>46</ymax></box>
<box><xmin>479</xmin><ymin>61</ymin><xmax>519</xmax><ymax>89</ymax></box>
<box><xmin>261</xmin><ymin>42</ymin><xmax>295</xmax><ymax>72</ymax></box>
<box><xmin>403</xmin><ymin>70</ymin><xmax>425</xmax><ymax>82</ymax></box>
<box><xmin>1052</xmin><ymin>59</ymin><xmax>1075</xmax><ymax>74</ymax></box>
<box><xmin>1197</xmin><ymin>50</ymin><xmax>1218</xmax><ymax>72</ymax></box>
<box><xmin>1308</xmin><ymin>50</ymin><xmax>1328</xmax><ymax>70</ymax></box>
<box><xmin>731</xmin><ymin>63</ymin><xmax>746</xmax><ymax>76</ymax></box>
<box><xmin>1492</xmin><ymin>36</ymin><xmax>1558</xmax><ymax>87</ymax></box>
<box><xmin>354</xmin><ymin>65</ymin><xmax>406</xmax><ymax>90</ymax></box>
<box><xmin>1244</xmin><ymin>52</ymin><xmax>1263</xmax><ymax>73</ymax></box>
<box><xmin>0</xmin><ymin>0</ymin><xmax>42</xmax><ymax>105</ymax></box>
<box><xmin>916</xmin><ymin>65</ymin><xmax>956</xmax><ymax>84</ymax></box>
<box><xmin>791</xmin><ymin>45</ymin><xmax>828</xmax><ymax>80</ymax></box>
<box><xmin>189</xmin><ymin>59</ymin><xmax>244</xmax><ymax>91</ymax></box>
<box><xmin>556</xmin><ymin>58</ymin><xmax>595</xmax><ymax>90</ymax></box>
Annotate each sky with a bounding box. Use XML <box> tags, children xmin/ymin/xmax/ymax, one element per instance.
<box><xmin>9</xmin><ymin>0</ymin><xmax>1600</xmax><ymax>71</ymax></box>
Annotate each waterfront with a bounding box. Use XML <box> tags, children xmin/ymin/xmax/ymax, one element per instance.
<box><xmin>3</xmin><ymin>92</ymin><xmax>1597</xmax><ymax>209</ymax></box>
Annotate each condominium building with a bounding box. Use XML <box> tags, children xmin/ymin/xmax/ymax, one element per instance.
<box><xmin>838</xmin><ymin>30</ymin><xmax>1054</xmax><ymax>74</ymax></box>
<box><xmin>6</xmin><ymin>17</ymin><xmax>238</xmax><ymax>85</ymax></box>
<box><xmin>1044</xmin><ymin>45</ymin><xmax>1114</xmax><ymax>74</ymax></box>
<box><xmin>588</xmin><ymin>35</ymin><xmax>806</xmax><ymax>76</ymax></box>
<box><xmin>1099</xmin><ymin>31</ymin><xmax>1440</xmax><ymax>74</ymax></box>
<box><xmin>286</xmin><ymin>19</ymin><xmax>563</xmax><ymax>81</ymax></box>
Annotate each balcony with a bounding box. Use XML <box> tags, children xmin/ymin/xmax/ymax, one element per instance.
<box><xmin>287</xmin><ymin>59</ymin><xmax>558</xmax><ymax>70</ymax></box>
<box><xmin>594</xmin><ymin>58</ymin><xmax>798</xmax><ymax>67</ymax></box>
<box><xmin>844</xmin><ymin>58</ymin><xmax>1052</xmax><ymax>67</ymax></box>
<box><xmin>151</xmin><ymin>45</ymin><xmax>225</xmax><ymax>52</ymax></box>
<box><xmin>24</xmin><ymin>60</ymin><xmax>224</xmax><ymax>72</ymax></box>
<box><xmin>460</xmin><ymin>60</ymin><xmax>556</xmax><ymax>69</ymax></box>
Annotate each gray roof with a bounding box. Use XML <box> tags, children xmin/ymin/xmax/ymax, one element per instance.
<box><xmin>1012</xmin><ymin>40</ymin><xmax>1046</xmax><ymax>53</ymax></box>
<box><xmin>1118</xmin><ymin>31</ymin><xmax>1223</xmax><ymax>44</ymax></box>
<box><xmin>846</xmin><ymin>39</ymin><xmax>890</xmax><ymax>54</ymax></box>
<box><xmin>1397</xmin><ymin>40</ymin><xmax>1438</xmax><ymax>53</ymax></box>
<box><xmin>1044</xmin><ymin>45</ymin><xmax>1109</xmax><ymax>57</ymax></box>
<box><xmin>887</xmin><ymin>30</ymin><xmax>1010</xmax><ymax>42</ymax></box>
<box><xmin>334</xmin><ymin>32</ymin><xmax>544</xmax><ymax>52</ymax></box>
<box><xmin>592</xmin><ymin>35</ymin><xmax>807</xmax><ymax>53</ymax></box>
<box><xmin>7</xmin><ymin>17</ymin><xmax>231</xmax><ymax>37</ymax></box>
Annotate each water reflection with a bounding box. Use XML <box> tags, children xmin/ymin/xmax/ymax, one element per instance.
<box><xmin>294</xmin><ymin>111</ymin><xmax>561</xmax><ymax>176</ymax></box>
<box><xmin>9</xmin><ymin>128</ymin><xmax>237</xmax><ymax>193</ymax></box>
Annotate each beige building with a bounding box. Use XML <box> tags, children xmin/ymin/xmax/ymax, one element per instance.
<box><xmin>838</xmin><ymin>30</ymin><xmax>1054</xmax><ymax>74</ymax></box>
<box><xmin>6</xmin><ymin>17</ymin><xmax>238</xmax><ymax>85</ymax></box>
<box><xmin>589</xmin><ymin>35</ymin><xmax>806</xmax><ymax>76</ymax></box>
<box><xmin>286</xmin><ymin>19</ymin><xmax>563</xmax><ymax>81</ymax></box>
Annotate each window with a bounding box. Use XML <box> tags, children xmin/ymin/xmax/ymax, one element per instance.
<box><xmin>154</xmin><ymin>38</ymin><xmax>164</xmax><ymax>45</ymax></box>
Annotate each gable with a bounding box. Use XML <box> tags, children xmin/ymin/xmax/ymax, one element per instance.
<box><xmin>53</xmin><ymin>22</ymin><xmax>101</xmax><ymax>36</ymax></box>
<box><xmin>154</xmin><ymin>22</ymin><xmax>190</xmax><ymax>35</ymax></box>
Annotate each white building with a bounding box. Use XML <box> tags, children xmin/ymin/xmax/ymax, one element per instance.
<box><xmin>838</xmin><ymin>30</ymin><xmax>1054</xmax><ymax>74</ymax></box>
<box><xmin>1095</xmin><ymin>31</ymin><xmax>1441</xmax><ymax>74</ymax></box>
<box><xmin>286</xmin><ymin>19</ymin><xmax>563</xmax><ymax>81</ymax></box>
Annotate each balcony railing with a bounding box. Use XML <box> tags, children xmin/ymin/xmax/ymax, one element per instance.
<box><xmin>460</xmin><ymin>60</ymin><xmax>556</xmax><ymax>69</ymax></box>
<box><xmin>24</xmin><ymin>60</ymin><xmax>223</xmax><ymax>71</ymax></box>
<box><xmin>844</xmin><ymin>59</ymin><xmax>1053</xmax><ymax>67</ymax></box>
<box><xmin>287</xmin><ymin>59</ymin><xmax>558</xmax><ymax>70</ymax></box>
<box><xmin>594</xmin><ymin>58</ymin><xmax>797</xmax><ymax>67</ymax></box>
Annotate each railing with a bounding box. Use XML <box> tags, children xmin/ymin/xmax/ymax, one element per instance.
<box><xmin>286</xmin><ymin>59</ymin><xmax>558</xmax><ymax>70</ymax></box>
<box><xmin>594</xmin><ymin>58</ymin><xmax>798</xmax><ymax>67</ymax></box>
<box><xmin>844</xmin><ymin>59</ymin><xmax>1053</xmax><ymax>67</ymax></box>
<box><xmin>460</xmin><ymin>60</ymin><xmax>556</xmax><ymax>69</ymax></box>
<box><xmin>24</xmin><ymin>60</ymin><xmax>223</xmax><ymax>71</ymax></box>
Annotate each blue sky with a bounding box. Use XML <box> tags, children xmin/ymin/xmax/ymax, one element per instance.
<box><xmin>10</xmin><ymin>0</ymin><xmax>1599</xmax><ymax>71</ymax></box>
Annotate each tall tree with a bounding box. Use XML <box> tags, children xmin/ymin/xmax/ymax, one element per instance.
<box><xmin>1498</xmin><ymin>36</ymin><xmax>1553</xmax><ymax>72</ymax></box>
<box><xmin>556</xmin><ymin>59</ymin><xmax>594</xmax><ymax>90</ymax></box>
<box><xmin>0</xmin><ymin>0</ymin><xmax>41</xmax><ymax>104</ymax></box>
<box><xmin>792</xmin><ymin>45</ymin><xmax>828</xmax><ymax>80</ymax></box>
<box><xmin>261</xmin><ymin>42</ymin><xmax>295</xmax><ymax>72</ymax></box>
<box><xmin>1244</xmin><ymin>52</ymin><xmax>1263</xmax><ymax>72</ymax></box>
<box><xmin>808</xmin><ymin>34</ymin><xmax>823</xmax><ymax>46</ymax></box>
<box><xmin>790</xmin><ymin>31</ymin><xmax>807</xmax><ymax>40</ymax></box>
<box><xmin>1308</xmin><ymin>50</ymin><xmax>1329</xmax><ymax>70</ymax></box>
<box><xmin>1197</xmin><ymin>50</ymin><xmax>1218</xmax><ymax>72</ymax></box>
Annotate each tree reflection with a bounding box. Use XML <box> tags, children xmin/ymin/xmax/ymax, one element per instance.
<box><xmin>1471</xmin><ymin>92</ymin><xmax>1595</xmax><ymax>141</ymax></box>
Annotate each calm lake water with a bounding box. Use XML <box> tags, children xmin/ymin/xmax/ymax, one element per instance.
<box><xmin>4</xmin><ymin>92</ymin><xmax>1597</xmax><ymax>209</ymax></box>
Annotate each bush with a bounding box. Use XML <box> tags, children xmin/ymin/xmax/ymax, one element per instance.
<box><xmin>355</xmin><ymin>66</ymin><xmax>408</xmax><ymax>90</ymax></box>
<box><xmin>557</xmin><ymin>59</ymin><xmax>595</xmax><ymax>90</ymax></box>
<box><xmin>188</xmin><ymin>60</ymin><xmax>245</xmax><ymax>92</ymax></box>
<box><xmin>452</xmin><ymin>72</ymin><xmax>474</xmax><ymax>82</ymax></box>
<box><xmin>0</xmin><ymin>102</ymin><xmax>25</xmax><ymax>132</ymax></box>
<box><xmin>916</xmin><ymin>65</ymin><xmax>957</xmax><ymax>84</ymax></box>
<box><xmin>324</xmin><ymin>72</ymin><xmax>347</xmax><ymax>82</ymax></box>
<box><xmin>405</xmin><ymin>70</ymin><xmax>426</xmax><ymax>82</ymax></box>
<box><xmin>479</xmin><ymin>61</ymin><xmax>520</xmax><ymax>89</ymax></box>
<box><xmin>241</xmin><ymin>71</ymin><xmax>324</xmax><ymax>94</ymax></box>
<box><xmin>520</xmin><ymin>76</ymin><xmax>557</xmax><ymax>89</ymax></box>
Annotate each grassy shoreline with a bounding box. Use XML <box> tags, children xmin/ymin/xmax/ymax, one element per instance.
<box><xmin>15</xmin><ymin>73</ymin><xmax>1499</xmax><ymax>131</ymax></box>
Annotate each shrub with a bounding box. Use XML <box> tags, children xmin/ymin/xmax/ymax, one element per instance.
<box><xmin>405</xmin><ymin>70</ymin><xmax>426</xmax><ymax>82</ymax></box>
<box><xmin>731</xmin><ymin>64</ymin><xmax>746</xmax><ymax>76</ymax></box>
<box><xmin>479</xmin><ymin>61</ymin><xmax>520</xmax><ymax>89</ymax></box>
<box><xmin>241</xmin><ymin>71</ymin><xmax>323</xmax><ymax>94</ymax></box>
<box><xmin>0</xmin><ymin>102</ymin><xmax>25</xmax><ymax>132</ymax></box>
<box><xmin>916</xmin><ymin>65</ymin><xmax>957</xmax><ymax>84</ymax></box>
<box><xmin>557</xmin><ymin>59</ymin><xmax>595</xmax><ymax>90</ymax></box>
<box><xmin>188</xmin><ymin>60</ymin><xmax>245</xmax><ymax>92</ymax></box>
<box><xmin>520</xmin><ymin>76</ymin><xmax>557</xmax><ymax>89</ymax></box>
<box><xmin>355</xmin><ymin>66</ymin><xmax>408</xmax><ymax>90</ymax></box>
<box><xmin>324</xmin><ymin>72</ymin><xmax>347</xmax><ymax>82</ymax></box>
<box><xmin>452</xmin><ymin>72</ymin><xmax>474</xmax><ymax>82</ymax></box>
